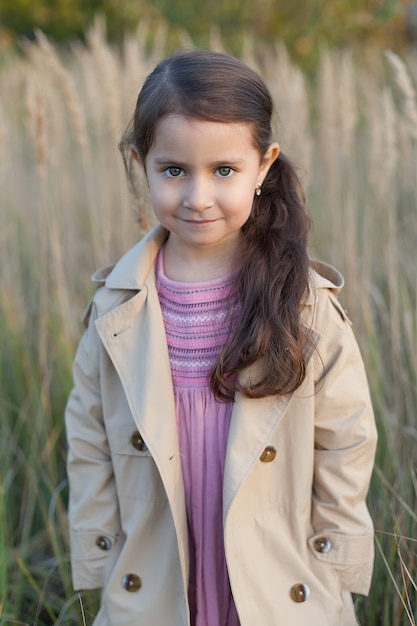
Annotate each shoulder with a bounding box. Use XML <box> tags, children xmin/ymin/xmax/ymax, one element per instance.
<box><xmin>309</xmin><ymin>259</ymin><xmax>344</xmax><ymax>294</ymax></box>
<box><xmin>304</xmin><ymin>259</ymin><xmax>351</xmax><ymax>332</ymax></box>
<box><xmin>92</xmin><ymin>225</ymin><xmax>168</xmax><ymax>291</ymax></box>
<box><xmin>304</xmin><ymin>261</ymin><xmax>368</xmax><ymax>382</ymax></box>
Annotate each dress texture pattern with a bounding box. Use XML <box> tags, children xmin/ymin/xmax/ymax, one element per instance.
<box><xmin>156</xmin><ymin>249</ymin><xmax>241</xmax><ymax>626</ymax></box>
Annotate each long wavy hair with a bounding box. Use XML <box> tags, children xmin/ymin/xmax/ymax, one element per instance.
<box><xmin>119</xmin><ymin>49</ymin><xmax>312</xmax><ymax>400</ymax></box>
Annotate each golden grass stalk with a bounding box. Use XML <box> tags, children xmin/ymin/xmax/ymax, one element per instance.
<box><xmin>28</xmin><ymin>30</ymin><xmax>107</xmax><ymax>267</ymax></box>
<box><xmin>338</xmin><ymin>49</ymin><xmax>357</xmax><ymax>160</ymax></box>
<box><xmin>0</xmin><ymin>97</ymin><xmax>7</xmax><ymax>169</ymax></box>
<box><xmin>33</xmin><ymin>30</ymin><xmax>90</xmax><ymax>153</ymax></box>
<box><xmin>380</xmin><ymin>87</ymin><xmax>399</xmax><ymax>196</ymax></box>
<box><xmin>385</xmin><ymin>50</ymin><xmax>417</xmax><ymax>141</ymax></box>
<box><xmin>209</xmin><ymin>24</ymin><xmax>225</xmax><ymax>53</ymax></box>
<box><xmin>262</xmin><ymin>43</ymin><xmax>312</xmax><ymax>183</ymax></box>
<box><xmin>316</xmin><ymin>49</ymin><xmax>340</xmax><ymax>263</ymax></box>
<box><xmin>86</xmin><ymin>17</ymin><xmax>122</xmax><ymax>145</ymax></box>
<box><xmin>24</xmin><ymin>76</ymin><xmax>47</xmax><ymax>182</ymax></box>
<box><xmin>375</xmin><ymin>537</ymin><xmax>416</xmax><ymax>626</ymax></box>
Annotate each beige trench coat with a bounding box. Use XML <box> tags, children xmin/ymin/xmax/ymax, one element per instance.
<box><xmin>65</xmin><ymin>225</ymin><xmax>377</xmax><ymax>626</ymax></box>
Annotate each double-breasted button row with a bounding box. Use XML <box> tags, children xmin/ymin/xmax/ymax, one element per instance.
<box><xmin>122</xmin><ymin>573</ymin><xmax>142</xmax><ymax>592</ymax></box>
<box><xmin>131</xmin><ymin>430</ymin><xmax>148</xmax><ymax>451</ymax></box>
<box><xmin>259</xmin><ymin>445</ymin><xmax>276</xmax><ymax>462</ymax></box>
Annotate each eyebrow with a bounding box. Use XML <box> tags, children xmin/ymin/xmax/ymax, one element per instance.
<box><xmin>153</xmin><ymin>156</ymin><xmax>246</xmax><ymax>167</ymax></box>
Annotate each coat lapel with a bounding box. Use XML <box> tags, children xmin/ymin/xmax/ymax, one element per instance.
<box><xmin>223</xmin><ymin>390</ymin><xmax>294</xmax><ymax>520</ymax></box>
<box><xmin>94</xmin><ymin>274</ymin><xmax>188</xmax><ymax>540</ymax></box>
<box><xmin>223</xmin><ymin>327</ymin><xmax>320</xmax><ymax>521</ymax></box>
<box><xmin>93</xmin><ymin>226</ymin><xmax>179</xmax><ymax>476</ymax></box>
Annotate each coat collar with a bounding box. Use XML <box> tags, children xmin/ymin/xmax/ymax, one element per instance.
<box><xmin>92</xmin><ymin>226</ymin><xmax>169</xmax><ymax>289</ymax></box>
<box><xmin>92</xmin><ymin>224</ymin><xmax>345</xmax><ymax>304</ymax></box>
<box><xmin>306</xmin><ymin>259</ymin><xmax>344</xmax><ymax>304</ymax></box>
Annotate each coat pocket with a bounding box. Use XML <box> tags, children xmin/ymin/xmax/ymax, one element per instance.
<box><xmin>308</xmin><ymin>531</ymin><xmax>374</xmax><ymax>594</ymax></box>
<box><xmin>306</xmin><ymin>534</ymin><xmax>342</xmax><ymax>598</ymax></box>
<box><xmin>108</xmin><ymin>431</ymin><xmax>167</xmax><ymax>504</ymax></box>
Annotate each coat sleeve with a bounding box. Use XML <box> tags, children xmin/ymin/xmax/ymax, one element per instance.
<box><xmin>310</xmin><ymin>290</ymin><xmax>378</xmax><ymax>595</ymax></box>
<box><xmin>65</xmin><ymin>298</ymin><xmax>121</xmax><ymax>590</ymax></box>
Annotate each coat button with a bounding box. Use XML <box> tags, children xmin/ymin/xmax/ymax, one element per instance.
<box><xmin>290</xmin><ymin>583</ymin><xmax>310</xmax><ymax>603</ymax></box>
<box><xmin>122</xmin><ymin>573</ymin><xmax>142</xmax><ymax>592</ymax></box>
<box><xmin>260</xmin><ymin>445</ymin><xmax>276</xmax><ymax>462</ymax></box>
<box><xmin>131</xmin><ymin>431</ymin><xmax>148</xmax><ymax>451</ymax></box>
<box><xmin>96</xmin><ymin>536</ymin><xmax>112</xmax><ymax>551</ymax></box>
<box><xmin>314</xmin><ymin>536</ymin><xmax>332</xmax><ymax>553</ymax></box>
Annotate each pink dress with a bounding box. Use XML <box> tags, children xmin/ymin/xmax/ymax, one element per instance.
<box><xmin>156</xmin><ymin>250</ymin><xmax>241</xmax><ymax>626</ymax></box>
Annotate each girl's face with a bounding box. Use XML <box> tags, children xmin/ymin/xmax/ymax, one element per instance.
<box><xmin>143</xmin><ymin>115</ymin><xmax>279</xmax><ymax>261</ymax></box>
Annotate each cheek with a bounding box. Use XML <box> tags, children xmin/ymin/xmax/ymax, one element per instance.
<box><xmin>230</xmin><ymin>184</ymin><xmax>256</xmax><ymax>216</ymax></box>
<box><xmin>148</xmin><ymin>185</ymin><xmax>172</xmax><ymax>213</ymax></box>
<box><xmin>225</xmin><ymin>199</ymin><xmax>254</xmax><ymax>230</ymax></box>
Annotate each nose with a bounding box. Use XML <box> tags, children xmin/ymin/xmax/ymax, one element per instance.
<box><xmin>183</xmin><ymin>176</ymin><xmax>214</xmax><ymax>212</ymax></box>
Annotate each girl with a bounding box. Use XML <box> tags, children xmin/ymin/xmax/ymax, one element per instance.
<box><xmin>65</xmin><ymin>49</ymin><xmax>377</xmax><ymax>626</ymax></box>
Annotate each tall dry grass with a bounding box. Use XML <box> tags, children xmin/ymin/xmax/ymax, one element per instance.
<box><xmin>0</xmin><ymin>21</ymin><xmax>416</xmax><ymax>624</ymax></box>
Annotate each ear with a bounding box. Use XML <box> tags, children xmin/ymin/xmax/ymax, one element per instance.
<box><xmin>258</xmin><ymin>142</ymin><xmax>280</xmax><ymax>181</ymax></box>
<box><xmin>130</xmin><ymin>146</ymin><xmax>140</xmax><ymax>163</ymax></box>
<box><xmin>131</xmin><ymin>145</ymin><xmax>148</xmax><ymax>176</ymax></box>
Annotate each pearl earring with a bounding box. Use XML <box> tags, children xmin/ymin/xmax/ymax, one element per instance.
<box><xmin>255</xmin><ymin>183</ymin><xmax>262</xmax><ymax>196</ymax></box>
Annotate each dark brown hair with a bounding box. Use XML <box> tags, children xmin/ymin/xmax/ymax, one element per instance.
<box><xmin>120</xmin><ymin>49</ymin><xmax>312</xmax><ymax>400</ymax></box>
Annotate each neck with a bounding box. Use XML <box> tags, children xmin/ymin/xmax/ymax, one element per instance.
<box><xmin>162</xmin><ymin>236</ymin><xmax>239</xmax><ymax>282</ymax></box>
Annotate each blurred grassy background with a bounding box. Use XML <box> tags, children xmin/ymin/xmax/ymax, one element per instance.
<box><xmin>0</xmin><ymin>2</ymin><xmax>416</xmax><ymax>624</ymax></box>
<box><xmin>0</xmin><ymin>0</ymin><xmax>415</xmax><ymax>64</ymax></box>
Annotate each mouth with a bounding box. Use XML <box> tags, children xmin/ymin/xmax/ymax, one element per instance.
<box><xmin>182</xmin><ymin>218</ymin><xmax>218</xmax><ymax>225</ymax></box>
